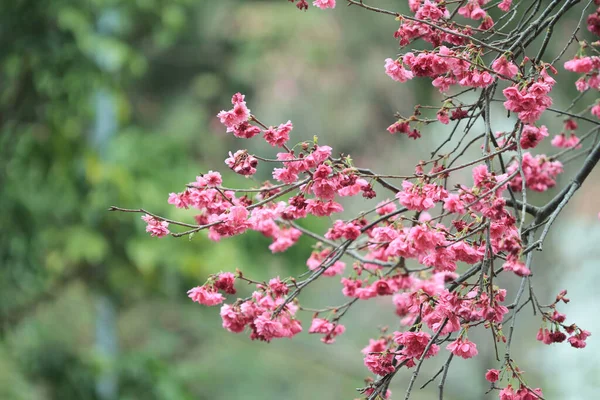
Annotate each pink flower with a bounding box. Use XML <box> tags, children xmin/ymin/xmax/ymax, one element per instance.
<box><xmin>215</xmin><ymin>272</ymin><xmax>237</xmax><ymax>294</ymax></box>
<box><xmin>168</xmin><ymin>191</ymin><xmax>190</xmax><ymax>209</ymax></box>
<box><xmin>507</xmin><ymin>152</ymin><xmax>563</xmax><ymax>192</ymax></box>
<box><xmin>187</xmin><ymin>286</ymin><xmax>225</xmax><ymax>306</ymax></box>
<box><xmin>416</xmin><ymin>0</ymin><xmax>448</xmax><ymax>21</ymax></box>
<box><xmin>254</xmin><ymin>314</ymin><xmax>285</xmax><ymax>341</ymax></box>
<box><xmin>268</xmin><ymin>277</ymin><xmax>289</xmax><ymax>298</ymax></box>
<box><xmin>269</xmin><ymin>227</ymin><xmax>302</xmax><ymax>253</ymax></box>
<box><xmin>217</xmin><ymin>93</ymin><xmax>251</xmax><ymax>131</ymax></box>
<box><xmin>479</xmin><ymin>15</ymin><xmax>494</xmax><ymax>31</ymax></box>
<box><xmin>272</xmin><ymin>166</ymin><xmax>298</xmax><ymax>184</ymax></box>
<box><xmin>503</xmin><ymin>81</ymin><xmax>553</xmax><ymax>124</ymax></box>
<box><xmin>443</xmin><ymin>193</ymin><xmax>466</xmax><ymax>214</ymax></box>
<box><xmin>210</xmin><ymin>205</ymin><xmax>250</xmax><ymax>237</ymax></box>
<box><xmin>396</xmin><ymin>180</ymin><xmax>439</xmax><ymax>211</ymax></box>
<box><xmin>361</xmin><ymin>338</ymin><xmax>388</xmax><ymax>355</ymax></box>
<box><xmin>492</xmin><ymin>56</ymin><xmax>519</xmax><ymax>79</ymax></box>
<box><xmin>592</xmin><ymin>104</ymin><xmax>600</xmax><ymax>118</ymax></box>
<box><xmin>312</xmin><ymin>0</ymin><xmax>335</xmax><ymax>9</ymax></box>
<box><xmin>450</xmin><ymin>241</ymin><xmax>484</xmax><ymax>263</ymax></box>
<box><xmin>516</xmin><ymin>387</ymin><xmax>544</xmax><ymax>400</ymax></box>
<box><xmin>325</xmin><ymin>220</ymin><xmax>362</xmax><ymax>241</ymax></box>
<box><xmin>141</xmin><ymin>214</ymin><xmax>170</xmax><ymax>238</ymax></box>
<box><xmin>485</xmin><ymin>369</ymin><xmax>500</xmax><ymax>382</ymax></box>
<box><xmin>308</xmin><ymin>318</ymin><xmax>332</xmax><ymax>334</ymax></box>
<box><xmin>263</xmin><ymin>120</ymin><xmax>293</xmax><ymax>147</ymax></box>
<box><xmin>305</xmin><ymin>199</ymin><xmax>344</xmax><ymax>216</ymax></box>
<box><xmin>308</xmin><ymin>318</ymin><xmax>345</xmax><ymax>343</ymax></box>
<box><xmin>564</xmin><ymin>57</ymin><xmax>595</xmax><ymax>73</ymax></box>
<box><xmin>394</xmin><ymin>331</ymin><xmax>439</xmax><ymax>359</ymax></box>
<box><xmin>589</xmin><ymin>9</ymin><xmax>600</xmax><ymax>36</ymax></box>
<box><xmin>307</xmin><ymin>249</ymin><xmax>346</xmax><ymax>276</ymax></box>
<box><xmin>312</xmin><ymin>165</ymin><xmax>340</xmax><ymax>200</ymax></box>
<box><xmin>201</xmin><ymin>171</ymin><xmax>223</xmax><ymax>187</ymax></box>
<box><xmin>376</xmin><ymin>199</ymin><xmax>397</xmax><ymax>215</ymax></box>
<box><xmin>364</xmin><ymin>352</ymin><xmax>395</xmax><ymax>376</ymax></box>
<box><xmin>304</xmin><ymin>145</ymin><xmax>332</xmax><ymax>169</ymax></box>
<box><xmin>520</xmin><ymin>124</ymin><xmax>548</xmax><ymax>149</ymax></box>
<box><xmin>437</xmin><ymin>109</ymin><xmax>450</xmax><ymax>124</ymax></box>
<box><xmin>446</xmin><ymin>337</ymin><xmax>478</xmax><ymax>359</ymax></box>
<box><xmin>498</xmin><ymin>0</ymin><xmax>512</xmax><ymax>11</ymax></box>
<box><xmin>338</xmin><ymin>177</ymin><xmax>369</xmax><ymax>197</ymax></box>
<box><xmin>362</xmin><ymin>388</ymin><xmax>392</xmax><ymax>399</ymax></box>
<box><xmin>458</xmin><ymin>2</ymin><xmax>486</xmax><ymax>20</ymax></box>
<box><xmin>568</xmin><ymin>330</ymin><xmax>591</xmax><ymax>348</ymax></box>
<box><xmin>403</xmin><ymin>52</ymin><xmax>449</xmax><ymax>78</ymax></box>
<box><xmin>499</xmin><ymin>386</ymin><xmax>516</xmax><ymax>400</ymax></box>
<box><xmin>551</xmin><ymin>133</ymin><xmax>580</xmax><ymax>149</ymax></box>
<box><xmin>387</xmin><ymin>120</ymin><xmax>410</xmax><ymax>135</ymax></box>
<box><xmin>502</xmin><ymin>257</ymin><xmax>531</xmax><ymax>277</ymax></box>
<box><xmin>225</xmin><ymin>150</ymin><xmax>258</xmax><ymax>176</ymax></box>
<box><xmin>575</xmin><ymin>77</ymin><xmax>589</xmax><ymax>92</ymax></box>
<box><xmin>230</xmin><ymin>121</ymin><xmax>261</xmax><ymax>139</ymax></box>
<box><xmin>220</xmin><ymin>304</ymin><xmax>248</xmax><ymax>333</ymax></box>
<box><xmin>384</xmin><ymin>58</ymin><xmax>414</xmax><ymax>82</ymax></box>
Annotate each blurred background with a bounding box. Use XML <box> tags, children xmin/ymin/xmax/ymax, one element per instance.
<box><xmin>1</xmin><ymin>0</ymin><xmax>599</xmax><ymax>399</ymax></box>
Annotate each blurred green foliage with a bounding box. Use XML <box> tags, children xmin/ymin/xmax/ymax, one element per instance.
<box><xmin>0</xmin><ymin>1</ymin><xmax>317</xmax><ymax>398</ymax></box>
<box><xmin>1</xmin><ymin>0</ymin><xmax>352</xmax><ymax>397</ymax></box>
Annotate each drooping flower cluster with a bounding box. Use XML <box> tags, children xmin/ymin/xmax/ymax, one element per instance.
<box><xmin>552</xmin><ymin>119</ymin><xmax>581</xmax><ymax>149</ymax></box>
<box><xmin>141</xmin><ymin>214</ymin><xmax>170</xmax><ymax>238</ymax></box>
<box><xmin>503</xmin><ymin>69</ymin><xmax>555</xmax><ymax>124</ymax></box>
<box><xmin>218</xmin><ymin>277</ymin><xmax>303</xmax><ymax>342</ymax></box>
<box><xmin>507</xmin><ymin>153</ymin><xmax>563</xmax><ymax>192</ymax></box>
<box><xmin>308</xmin><ymin>317</ymin><xmax>346</xmax><ymax>343</ymax></box>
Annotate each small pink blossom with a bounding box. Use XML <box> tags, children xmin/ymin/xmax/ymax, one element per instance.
<box><xmin>325</xmin><ymin>220</ymin><xmax>362</xmax><ymax>241</ymax></box>
<box><xmin>254</xmin><ymin>314</ymin><xmax>285</xmax><ymax>341</ymax></box>
<box><xmin>141</xmin><ymin>214</ymin><xmax>170</xmax><ymax>238</ymax></box>
<box><xmin>564</xmin><ymin>57</ymin><xmax>595</xmax><ymax>73</ymax></box>
<box><xmin>384</xmin><ymin>58</ymin><xmax>414</xmax><ymax>82</ymax></box>
<box><xmin>520</xmin><ymin>124</ymin><xmax>548</xmax><ymax>149</ymax></box>
<box><xmin>220</xmin><ymin>304</ymin><xmax>248</xmax><ymax>333</ymax></box>
<box><xmin>394</xmin><ymin>330</ymin><xmax>439</xmax><ymax>359</ymax></box>
<box><xmin>307</xmin><ymin>249</ymin><xmax>346</xmax><ymax>276</ymax></box>
<box><xmin>446</xmin><ymin>337</ymin><xmax>478</xmax><ymax>359</ymax></box>
<box><xmin>376</xmin><ymin>199</ymin><xmax>397</xmax><ymax>215</ymax></box>
<box><xmin>187</xmin><ymin>286</ymin><xmax>225</xmax><ymax>306</ymax></box>
<box><xmin>437</xmin><ymin>108</ymin><xmax>450</xmax><ymax>124</ymax></box>
<box><xmin>551</xmin><ymin>133</ymin><xmax>581</xmax><ymax>149</ymax></box>
<box><xmin>217</xmin><ymin>93</ymin><xmax>250</xmax><ymax>130</ymax></box>
<box><xmin>269</xmin><ymin>227</ymin><xmax>302</xmax><ymax>253</ymax></box>
<box><xmin>568</xmin><ymin>330</ymin><xmax>591</xmax><ymax>348</ymax></box>
<box><xmin>485</xmin><ymin>369</ymin><xmax>500</xmax><ymax>382</ymax></box>
<box><xmin>364</xmin><ymin>352</ymin><xmax>395</xmax><ymax>376</ymax></box>
<box><xmin>502</xmin><ymin>257</ymin><xmax>531</xmax><ymax>277</ymax></box>
<box><xmin>214</xmin><ymin>272</ymin><xmax>237</xmax><ymax>294</ymax></box>
<box><xmin>268</xmin><ymin>277</ymin><xmax>289</xmax><ymax>298</ymax></box>
<box><xmin>361</xmin><ymin>338</ymin><xmax>388</xmax><ymax>355</ymax></box>
<box><xmin>225</xmin><ymin>150</ymin><xmax>258</xmax><ymax>176</ymax></box>
<box><xmin>305</xmin><ymin>199</ymin><xmax>344</xmax><ymax>216</ymax></box>
<box><xmin>312</xmin><ymin>0</ymin><xmax>335</xmax><ymax>9</ymax></box>
<box><xmin>308</xmin><ymin>318</ymin><xmax>346</xmax><ymax>343</ymax></box>
<box><xmin>263</xmin><ymin>120</ymin><xmax>293</xmax><ymax>147</ymax></box>
<box><xmin>492</xmin><ymin>56</ymin><xmax>519</xmax><ymax>79</ymax></box>
<box><xmin>458</xmin><ymin>2</ymin><xmax>486</xmax><ymax>20</ymax></box>
<box><xmin>498</xmin><ymin>0</ymin><xmax>512</xmax><ymax>11</ymax></box>
<box><xmin>443</xmin><ymin>193</ymin><xmax>466</xmax><ymax>214</ymax></box>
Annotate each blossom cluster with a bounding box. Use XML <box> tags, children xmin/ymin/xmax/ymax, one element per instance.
<box><xmin>116</xmin><ymin>1</ymin><xmax>600</xmax><ymax>399</ymax></box>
